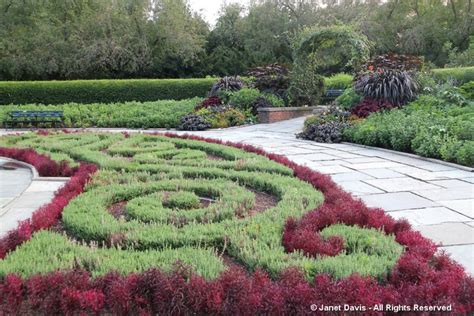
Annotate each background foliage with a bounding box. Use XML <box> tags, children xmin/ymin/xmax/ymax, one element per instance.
<box><xmin>1</xmin><ymin>0</ymin><xmax>472</xmax><ymax>80</ymax></box>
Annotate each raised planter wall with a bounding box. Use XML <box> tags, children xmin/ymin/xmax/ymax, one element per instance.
<box><xmin>257</xmin><ymin>106</ymin><xmax>318</xmax><ymax>123</ymax></box>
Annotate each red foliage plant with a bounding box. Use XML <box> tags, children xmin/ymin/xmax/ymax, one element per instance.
<box><xmin>363</xmin><ymin>54</ymin><xmax>423</xmax><ymax>72</ymax></box>
<box><xmin>0</xmin><ymin>147</ymin><xmax>74</xmax><ymax>177</ymax></box>
<box><xmin>351</xmin><ymin>97</ymin><xmax>396</xmax><ymax>118</ymax></box>
<box><xmin>0</xmin><ymin>135</ymin><xmax>473</xmax><ymax>314</ymax></box>
<box><xmin>194</xmin><ymin>96</ymin><xmax>222</xmax><ymax>111</ymax></box>
<box><xmin>0</xmin><ymin>148</ymin><xmax>97</xmax><ymax>258</ymax></box>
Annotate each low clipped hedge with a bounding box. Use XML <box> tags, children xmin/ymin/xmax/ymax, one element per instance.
<box><xmin>0</xmin><ymin>98</ymin><xmax>200</xmax><ymax>128</ymax></box>
<box><xmin>324</xmin><ymin>73</ymin><xmax>353</xmax><ymax>89</ymax></box>
<box><xmin>0</xmin><ymin>78</ymin><xmax>216</xmax><ymax>105</ymax></box>
<box><xmin>432</xmin><ymin>66</ymin><xmax>474</xmax><ymax>84</ymax></box>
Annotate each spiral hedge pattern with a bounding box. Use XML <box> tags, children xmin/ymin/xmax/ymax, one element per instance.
<box><xmin>0</xmin><ymin>132</ymin><xmax>407</xmax><ymax>281</ymax></box>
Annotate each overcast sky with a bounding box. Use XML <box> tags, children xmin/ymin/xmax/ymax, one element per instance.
<box><xmin>189</xmin><ymin>0</ymin><xmax>250</xmax><ymax>27</ymax></box>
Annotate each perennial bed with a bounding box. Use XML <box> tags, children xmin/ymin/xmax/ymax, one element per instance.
<box><xmin>0</xmin><ymin>132</ymin><xmax>472</xmax><ymax>314</ymax></box>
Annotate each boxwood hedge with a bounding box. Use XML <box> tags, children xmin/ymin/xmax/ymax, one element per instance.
<box><xmin>432</xmin><ymin>66</ymin><xmax>474</xmax><ymax>84</ymax></box>
<box><xmin>0</xmin><ymin>78</ymin><xmax>216</xmax><ymax>105</ymax></box>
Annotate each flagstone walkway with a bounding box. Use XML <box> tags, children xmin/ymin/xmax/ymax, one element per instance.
<box><xmin>175</xmin><ymin>117</ymin><xmax>474</xmax><ymax>273</ymax></box>
<box><xmin>0</xmin><ymin>117</ymin><xmax>473</xmax><ymax>273</ymax></box>
<box><xmin>0</xmin><ymin>157</ymin><xmax>68</xmax><ymax>238</ymax></box>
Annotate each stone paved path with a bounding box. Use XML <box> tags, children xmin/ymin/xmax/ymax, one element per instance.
<box><xmin>1</xmin><ymin>118</ymin><xmax>473</xmax><ymax>273</ymax></box>
<box><xmin>0</xmin><ymin>158</ymin><xmax>68</xmax><ymax>238</ymax></box>
<box><xmin>173</xmin><ymin>118</ymin><xmax>474</xmax><ymax>274</ymax></box>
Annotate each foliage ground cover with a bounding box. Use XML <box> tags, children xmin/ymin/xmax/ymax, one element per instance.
<box><xmin>0</xmin><ymin>99</ymin><xmax>200</xmax><ymax>128</ymax></box>
<box><xmin>0</xmin><ymin>131</ymin><xmax>472</xmax><ymax>314</ymax></box>
<box><xmin>344</xmin><ymin>92</ymin><xmax>474</xmax><ymax>167</ymax></box>
<box><xmin>432</xmin><ymin>66</ymin><xmax>474</xmax><ymax>85</ymax></box>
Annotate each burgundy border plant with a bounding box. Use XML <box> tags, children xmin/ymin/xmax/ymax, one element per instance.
<box><xmin>0</xmin><ymin>134</ymin><xmax>472</xmax><ymax>315</ymax></box>
<box><xmin>0</xmin><ymin>148</ymin><xmax>97</xmax><ymax>258</ymax></box>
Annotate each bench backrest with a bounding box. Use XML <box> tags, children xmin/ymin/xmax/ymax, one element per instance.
<box><xmin>325</xmin><ymin>89</ymin><xmax>345</xmax><ymax>97</ymax></box>
<box><xmin>9</xmin><ymin>110</ymin><xmax>64</xmax><ymax>118</ymax></box>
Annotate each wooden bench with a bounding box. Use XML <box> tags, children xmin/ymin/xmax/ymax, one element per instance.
<box><xmin>3</xmin><ymin>110</ymin><xmax>65</xmax><ymax>128</ymax></box>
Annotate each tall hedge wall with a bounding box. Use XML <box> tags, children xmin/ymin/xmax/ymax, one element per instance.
<box><xmin>0</xmin><ymin>78</ymin><xmax>216</xmax><ymax>105</ymax></box>
<box><xmin>432</xmin><ymin>66</ymin><xmax>474</xmax><ymax>84</ymax></box>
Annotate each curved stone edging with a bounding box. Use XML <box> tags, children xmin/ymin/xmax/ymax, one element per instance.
<box><xmin>0</xmin><ymin>156</ymin><xmax>68</xmax><ymax>238</ymax></box>
<box><xmin>1</xmin><ymin>156</ymin><xmax>39</xmax><ymax>179</ymax></box>
<box><xmin>343</xmin><ymin>142</ymin><xmax>473</xmax><ymax>172</ymax></box>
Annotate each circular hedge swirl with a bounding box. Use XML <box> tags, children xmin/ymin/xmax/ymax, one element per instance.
<box><xmin>0</xmin><ymin>131</ymin><xmax>472</xmax><ymax>314</ymax></box>
<box><xmin>0</xmin><ymin>132</ymin><xmax>408</xmax><ymax>282</ymax></box>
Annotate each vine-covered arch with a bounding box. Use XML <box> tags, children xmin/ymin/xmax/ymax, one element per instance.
<box><xmin>294</xmin><ymin>26</ymin><xmax>371</xmax><ymax>76</ymax></box>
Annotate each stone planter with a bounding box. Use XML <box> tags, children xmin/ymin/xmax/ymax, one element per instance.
<box><xmin>257</xmin><ymin>106</ymin><xmax>318</xmax><ymax>123</ymax></box>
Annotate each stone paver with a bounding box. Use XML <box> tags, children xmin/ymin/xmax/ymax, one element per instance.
<box><xmin>389</xmin><ymin>207</ymin><xmax>471</xmax><ymax>226</ymax></box>
<box><xmin>336</xmin><ymin>181</ymin><xmax>384</xmax><ymax>196</ymax></box>
<box><xmin>0</xmin><ymin>158</ymin><xmax>68</xmax><ymax>237</ymax></box>
<box><xmin>413</xmin><ymin>187</ymin><xmax>473</xmax><ymax>202</ymax></box>
<box><xmin>1</xmin><ymin>116</ymin><xmax>473</xmax><ymax>274</ymax></box>
<box><xmin>331</xmin><ymin>171</ymin><xmax>375</xmax><ymax>182</ymax></box>
<box><xmin>360</xmin><ymin>192</ymin><xmax>438</xmax><ymax>211</ymax></box>
<box><xmin>416</xmin><ymin>223</ymin><xmax>474</xmax><ymax>246</ymax></box>
<box><xmin>359</xmin><ymin>168</ymin><xmax>404</xmax><ymax>179</ymax></box>
<box><xmin>428</xmin><ymin>179</ymin><xmax>473</xmax><ymax>188</ymax></box>
<box><xmin>437</xmin><ymin>199</ymin><xmax>474</xmax><ymax>219</ymax></box>
<box><xmin>364</xmin><ymin>177</ymin><xmax>441</xmax><ymax>192</ymax></box>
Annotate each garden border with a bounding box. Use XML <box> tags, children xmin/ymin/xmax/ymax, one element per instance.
<box><xmin>0</xmin><ymin>132</ymin><xmax>472</xmax><ymax>314</ymax></box>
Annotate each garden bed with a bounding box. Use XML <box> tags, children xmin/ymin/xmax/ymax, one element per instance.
<box><xmin>0</xmin><ymin>132</ymin><xmax>472</xmax><ymax>314</ymax></box>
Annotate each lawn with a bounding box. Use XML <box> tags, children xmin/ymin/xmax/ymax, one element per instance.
<box><xmin>0</xmin><ymin>132</ymin><xmax>471</xmax><ymax>314</ymax></box>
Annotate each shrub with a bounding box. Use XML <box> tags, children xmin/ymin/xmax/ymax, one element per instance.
<box><xmin>192</xmin><ymin>106</ymin><xmax>248</xmax><ymax>129</ymax></box>
<box><xmin>288</xmin><ymin>61</ymin><xmax>325</xmax><ymax>107</ymax></box>
<box><xmin>432</xmin><ymin>66</ymin><xmax>474</xmax><ymax>85</ymax></box>
<box><xmin>210</xmin><ymin>108</ymin><xmax>247</xmax><ymax>128</ymax></box>
<box><xmin>363</xmin><ymin>54</ymin><xmax>424</xmax><ymax>72</ymax></box>
<box><xmin>459</xmin><ymin>81</ymin><xmax>474</xmax><ymax>99</ymax></box>
<box><xmin>297</xmin><ymin>121</ymin><xmax>349</xmax><ymax>143</ymax></box>
<box><xmin>0</xmin><ymin>79</ymin><xmax>215</xmax><ymax>105</ymax></box>
<box><xmin>445</xmin><ymin>36</ymin><xmax>474</xmax><ymax>68</ymax></box>
<box><xmin>351</xmin><ymin>98</ymin><xmax>395</xmax><ymax>118</ymax></box>
<box><xmin>246</xmin><ymin>64</ymin><xmax>290</xmax><ymax>100</ymax></box>
<box><xmin>208</xmin><ymin>76</ymin><xmax>244</xmax><ymax>97</ymax></box>
<box><xmin>345</xmin><ymin>97</ymin><xmax>474</xmax><ymax>167</ymax></box>
<box><xmin>194</xmin><ymin>96</ymin><xmax>222</xmax><ymax>111</ymax></box>
<box><xmin>176</xmin><ymin>114</ymin><xmax>211</xmax><ymax>131</ymax></box>
<box><xmin>164</xmin><ymin>191</ymin><xmax>201</xmax><ymax>210</ymax></box>
<box><xmin>228</xmin><ymin>88</ymin><xmax>262</xmax><ymax>110</ymax></box>
<box><xmin>324</xmin><ymin>73</ymin><xmax>353</xmax><ymax>89</ymax></box>
<box><xmin>335</xmin><ymin>87</ymin><xmax>362</xmax><ymax>110</ymax></box>
<box><xmin>0</xmin><ymin>98</ymin><xmax>199</xmax><ymax>128</ymax></box>
<box><xmin>355</xmin><ymin>70</ymin><xmax>419</xmax><ymax>106</ymax></box>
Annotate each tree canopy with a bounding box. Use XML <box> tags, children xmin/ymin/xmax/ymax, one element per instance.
<box><xmin>0</xmin><ymin>0</ymin><xmax>471</xmax><ymax>80</ymax></box>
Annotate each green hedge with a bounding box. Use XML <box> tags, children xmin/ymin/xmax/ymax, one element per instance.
<box><xmin>432</xmin><ymin>67</ymin><xmax>474</xmax><ymax>84</ymax></box>
<box><xmin>0</xmin><ymin>78</ymin><xmax>216</xmax><ymax>105</ymax></box>
<box><xmin>344</xmin><ymin>95</ymin><xmax>474</xmax><ymax>167</ymax></box>
<box><xmin>0</xmin><ymin>98</ymin><xmax>200</xmax><ymax>128</ymax></box>
<box><xmin>324</xmin><ymin>73</ymin><xmax>353</xmax><ymax>89</ymax></box>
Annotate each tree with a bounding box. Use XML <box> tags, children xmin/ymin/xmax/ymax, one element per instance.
<box><xmin>205</xmin><ymin>4</ymin><xmax>247</xmax><ymax>76</ymax></box>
